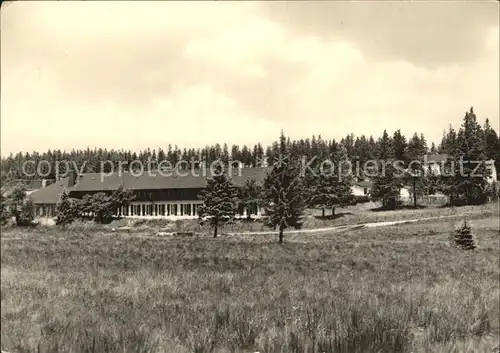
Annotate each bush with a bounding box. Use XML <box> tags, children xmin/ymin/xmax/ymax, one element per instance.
<box><xmin>453</xmin><ymin>218</ymin><xmax>476</xmax><ymax>250</ymax></box>
<box><xmin>0</xmin><ymin>194</ymin><xmax>9</xmax><ymax>225</ymax></box>
<box><xmin>486</xmin><ymin>182</ymin><xmax>499</xmax><ymax>202</ymax></box>
<box><xmin>16</xmin><ymin>199</ymin><xmax>35</xmax><ymax>226</ymax></box>
<box><xmin>56</xmin><ymin>191</ymin><xmax>78</xmax><ymax>226</ymax></box>
<box><xmin>5</xmin><ymin>187</ymin><xmax>36</xmax><ymax>226</ymax></box>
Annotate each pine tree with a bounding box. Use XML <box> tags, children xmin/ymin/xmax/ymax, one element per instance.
<box><xmin>263</xmin><ymin>131</ymin><xmax>306</xmax><ymax>243</ymax></box>
<box><xmin>443</xmin><ymin>107</ymin><xmax>489</xmax><ymax>205</ymax></box>
<box><xmin>158</xmin><ymin>148</ymin><xmax>166</xmax><ymax>163</ymax></box>
<box><xmin>405</xmin><ymin>133</ymin><xmax>429</xmax><ymax>207</ymax></box>
<box><xmin>483</xmin><ymin>118</ymin><xmax>500</xmax><ymax>178</ymax></box>
<box><xmin>239</xmin><ymin>178</ymin><xmax>262</xmax><ymax>220</ymax></box>
<box><xmin>0</xmin><ymin>193</ymin><xmax>9</xmax><ymax>225</ymax></box>
<box><xmin>308</xmin><ymin>145</ymin><xmax>353</xmax><ymax>217</ymax></box>
<box><xmin>453</xmin><ymin>218</ymin><xmax>476</xmax><ymax>250</ymax></box>
<box><xmin>440</xmin><ymin>125</ymin><xmax>459</xmax><ymax>155</ymax></box>
<box><xmin>198</xmin><ymin>164</ymin><xmax>238</xmax><ymax>237</ymax></box>
<box><xmin>55</xmin><ymin>190</ymin><xmax>76</xmax><ymax>226</ymax></box>
<box><xmin>371</xmin><ymin>130</ymin><xmax>402</xmax><ymax>209</ymax></box>
<box><xmin>222</xmin><ymin>143</ymin><xmax>229</xmax><ymax>164</ymax></box>
<box><xmin>392</xmin><ymin>129</ymin><xmax>408</xmax><ymax>165</ymax></box>
<box><xmin>375</xmin><ymin>130</ymin><xmax>394</xmax><ymax>160</ymax></box>
<box><xmin>430</xmin><ymin>142</ymin><xmax>437</xmax><ymax>154</ymax></box>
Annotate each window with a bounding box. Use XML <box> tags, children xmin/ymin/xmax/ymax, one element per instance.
<box><xmin>142</xmin><ymin>204</ymin><xmax>146</xmax><ymax>216</ymax></box>
<box><xmin>186</xmin><ymin>204</ymin><xmax>191</xmax><ymax>216</ymax></box>
<box><xmin>180</xmin><ymin>204</ymin><xmax>184</xmax><ymax>216</ymax></box>
<box><xmin>364</xmin><ymin>188</ymin><xmax>368</xmax><ymax>195</ymax></box>
<box><xmin>160</xmin><ymin>204</ymin><xmax>165</xmax><ymax>216</ymax></box>
<box><xmin>167</xmin><ymin>204</ymin><xmax>170</xmax><ymax>216</ymax></box>
<box><xmin>173</xmin><ymin>204</ymin><xmax>178</xmax><ymax>216</ymax></box>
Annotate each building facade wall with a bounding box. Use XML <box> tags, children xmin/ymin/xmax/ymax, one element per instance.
<box><xmin>34</xmin><ymin>204</ymin><xmax>56</xmax><ymax>217</ymax></box>
<box><xmin>116</xmin><ymin>200</ymin><xmax>263</xmax><ymax>219</ymax></box>
<box><xmin>351</xmin><ymin>185</ymin><xmax>369</xmax><ymax>196</ymax></box>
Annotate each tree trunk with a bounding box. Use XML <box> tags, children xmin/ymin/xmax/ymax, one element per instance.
<box><xmin>321</xmin><ymin>208</ymin><xmax>325</xmax><ymax>217</ymax></box>
<box><xmin>332</xmin><ymin>207</ymin><xmax>336</xmax><ymax>216</ymax></box>
<box><xmin>278</xmin><ymin>223</ymin><xmax>284</xmax><ymax>244</ymax></box>
<box><xmin>213</xmin><ymin>220</ymin><xmax>218</xmax><ymax>238</ymax></box>
<box><xmin>413</xmin><ymin>178</ymin><xmax>417</xmax><ymax>208</ymax></box>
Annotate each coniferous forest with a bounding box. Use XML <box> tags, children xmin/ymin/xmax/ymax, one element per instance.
<box><xmin>1</xmin><ymin>110</ymin><xmax>499</xmax><ymax>183</ymax></box>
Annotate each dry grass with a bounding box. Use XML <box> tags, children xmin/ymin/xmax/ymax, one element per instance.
<box><xmin>1</xmin><ymin>209</ymin><xmax>499</xmax><ymax>353</ymax></box>
<box><xmin>17</xmin><ymin>201</ymin><xmax>496</xmax><ymax>237</ymax></box>
<box><xmin>303</xmin><ymin>202</ymin><xmax>499</xmax><ymax>229</ymax></box>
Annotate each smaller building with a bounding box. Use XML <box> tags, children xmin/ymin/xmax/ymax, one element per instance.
<box><xmin>351</xmin><ymin>180</ymin><xmax>372</xmax><ymax>197</ymax></box>
<box><xmin>424</xmin><ymin>154</ymin><xmax>497</xmax><ymax>183</ymax></box>
<box><xmin>29</xmin><ymin>178</ymin><xmax>70</xmax><ymax>217</ymax></box>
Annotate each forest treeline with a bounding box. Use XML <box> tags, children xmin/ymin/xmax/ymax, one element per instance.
<box><xmin>1</xmin><ymin>110</ymin><xmax>499</xmax><ymax>182</ymax></box>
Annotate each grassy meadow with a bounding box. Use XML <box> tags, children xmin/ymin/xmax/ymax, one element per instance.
<box><xmin>1</xmin><ymin>204</ymin><xmax>499</xmax><ymax>353</ymax></box>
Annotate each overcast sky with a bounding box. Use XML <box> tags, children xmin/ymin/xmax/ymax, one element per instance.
<box><xmin>1</xmin><ymin>1</ymin><xmax>498</xmax><ymax>156</ymax></box>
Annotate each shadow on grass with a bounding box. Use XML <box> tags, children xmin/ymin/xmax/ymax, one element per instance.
<box><xmin>313</xmin><ymin>212</ymin><xmax>352</xmax><ymax>220</ymax></box>
<box><xmin>369</xmin><ymin>205</ymin><xmax>429</xmax><ymax>212</ymax></box>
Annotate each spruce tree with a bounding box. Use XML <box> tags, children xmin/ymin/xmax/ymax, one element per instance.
<box><xmin>263</xmin><ymin>131</ymin><xmax>306</xmax><ymax>243</ymax></box>
<box><xmin>239</xmin><ymin>178</ymin><xmax>262</xmax><ymax>220</ymax></box>
<box><xmin>371</xmin><ymin>130</ymin><xmax>403</xmax><ymax>209</ymax></box>
<box><xmin>482</xmin><ymin>118</ymin><xmax>498</xmax><ymax>158</ymax></box>
<box><xmin>443</xmin><ymin>107</ymin><xmax>488</xmax><ymax>205</ymax></box>
<box><xmin>392</xmin><ymin>129</ymin><xmax>408</xmax><ymax>165</ymax></box>
<box><xmin>405</xmin><ymin>133</ymin><xmax>429</xmax><ymax>207</ymax></box>
<box><xmin>483</xmin><ymin>118</ymin><xmax>500</xmax><ymax>179</ymax></box>
<box><xmin>198</xmin><ymin>164</ymin><xmax>238</xmax><ymax>237</ymax></box>
<box><xmin>453</xmin><ymin>218</ymin><xmax>476</xmax><ymax>250</ymax></box>
<box><xmin>308</xmin><ymin>145</ymin><xmax>353</xmax><ymax>217</ymax></box>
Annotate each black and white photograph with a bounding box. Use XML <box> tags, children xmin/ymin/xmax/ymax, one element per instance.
<box><xmin>1</xmin><ymin>1</ymin><xmax>499</xmax><ymax>352</ymax></box>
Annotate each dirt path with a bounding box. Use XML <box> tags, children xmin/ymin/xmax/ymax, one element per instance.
<box><xmin>225</xmin><ymin>214</ymin><xmax>462</xmax><ymax>236</ymax></box>
<box><xmin>0</xmin><ymin>214</ymin><xmax>472</xmax><ymax>241</ymax></box>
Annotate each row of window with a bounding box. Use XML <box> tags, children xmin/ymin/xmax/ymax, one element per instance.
<box><xmin>34</xmin><ymin>203</ymin><xmax>261</xmax><ymax>218</ymax></box>
<box><xmin>120</xmin><ymin>203</ymin><xmax>200</xmax><ymax>217</ymax></box>
<box><xmin>35</xmin><ymin>205</ymin><xmax>56</xmax><ymax>217</ymax></box>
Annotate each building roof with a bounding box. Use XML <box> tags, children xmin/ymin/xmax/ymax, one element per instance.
<box><xmin>26</xmin><ymin>179</ymin><xmax>44</xmax><ymax>190</ymax></box>
<box><xmin>354</xmin><ymin>180</ymin><xmax>372</xmax><ymax>188</ymax></box>
<box><xmin>28</xmin><ymin>167</ymin><xmax>269</xmax><ymax>204</ymax></box>
<box><xmin>28</xmin><ymin>177</ymin><xmax>70</xmax><ymax>204</ymax></box>
<box><xmin>424</xmin><ymin>154</ymin><xmax>448</xmax><ymax>163</ymax></box>
<box><xmin>70</xmin><ymin>167</ymin><xmax>268</xmax><ymax>192</ymax></box>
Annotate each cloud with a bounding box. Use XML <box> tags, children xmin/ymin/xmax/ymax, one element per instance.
<box><xmin>261</xmin><ymin>1</ymin><xmax>499</xmax><ymax>67</ymax></box>
<box><xmin>180</xmin><ymin>12</ymin><xmax>498</xmax><ymax>141</ymax></box>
